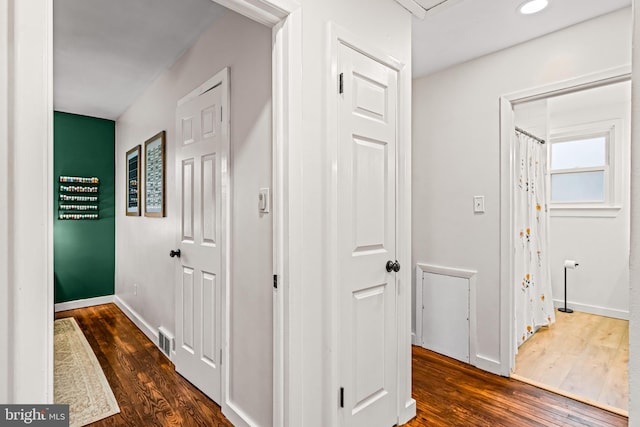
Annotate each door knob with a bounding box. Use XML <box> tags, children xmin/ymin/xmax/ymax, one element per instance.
<box><xmin>170</xmin><ymin>249</ymin><xmax>181</xmax><ymax>258</ymax></box>
<box><xmin>386</xmin><ymin>260</ymin><xmax>400</xmax><ymax>273</ymax></box>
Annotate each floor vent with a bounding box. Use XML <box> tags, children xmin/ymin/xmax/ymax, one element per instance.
<box><xmin>158</xmin><ymin>327</ymin><xmax>174</xmax><ymax>358</ymax></box>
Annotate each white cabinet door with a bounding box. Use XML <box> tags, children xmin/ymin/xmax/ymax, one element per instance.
<box><xmin>422</xmin><ymin>272</ymin><xmax>470</xmax><ymax>363</ymax></box>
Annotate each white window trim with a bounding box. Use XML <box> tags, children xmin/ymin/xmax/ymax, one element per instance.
<box><xmin>549</xmin><ymin>119</ymin><xmax>622</xmax><ymax>217</ymax></box>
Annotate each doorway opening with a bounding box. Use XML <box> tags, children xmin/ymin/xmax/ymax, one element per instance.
<box><xmin>500</xmin><ymin>70</ymin><xmax>631</xmax><ymax>415</ymax></box>
<box><xmin>51</xmin><ymin>0</ymin><xmax>294</xmax><ymax>425</ymax></box>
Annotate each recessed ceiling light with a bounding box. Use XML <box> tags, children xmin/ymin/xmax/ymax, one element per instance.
<box><xmin>519</xmin><ymin>0</ymin><xmax>549</xmax><ymax>15</ymax></box>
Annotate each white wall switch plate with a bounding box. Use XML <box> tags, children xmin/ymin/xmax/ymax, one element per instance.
<box><xmin>259</xmin><ymin>188</ymin><xmax>270</xmax><ymax>213</ymax></box>
<box><xmin>473</xmin><ymin>196</ymin><xmax>485</xmax><ymax>213</ymax></box>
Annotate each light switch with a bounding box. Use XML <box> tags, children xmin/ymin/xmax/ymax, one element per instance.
<box><xmin>473</xmin><ymin>196</ymin><xmax>485</xmax><ymax>213</ymax></box>
<box><xmin>259</xmin><ymin>188</ymin><xmax>270</xmax><ymax>213</ymax></box>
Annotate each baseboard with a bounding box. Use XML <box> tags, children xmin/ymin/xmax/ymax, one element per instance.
<box><xmin>553</xmin><ymin>299</ymin><xmax>629</xmax><ymax>320</ymax></box>
<box><xmin>55</xmin><ymin>295</ymin><xmax>114</xmax><ymax>312</ymax></box>
<box><xmin>114</xmin><ymin>296</ymin><xmax>158</xmax><ymax>344</ymax></box>
<box><xmin>474</xmin><ymin>354</ymin><xmax>502</xmax><ymax>376</ymax></box>
<box><xmin>398</xmin><ymin>398</ymin><xmax>417</xmax><ymax>425</ymax></box>
<box><xmin>223</xmin><ymin>400</ymin><xmax>259</xmax><ymax>427</ymax></box>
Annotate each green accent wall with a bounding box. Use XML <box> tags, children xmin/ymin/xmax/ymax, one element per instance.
<box><xmin>54</xmin><ymin>111</ymin><xmax>115</xmax><ymax>303</ymax></box>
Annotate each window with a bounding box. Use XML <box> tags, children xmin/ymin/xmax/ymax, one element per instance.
<box><xmin>550</xmin><ymin>135</ymin><xmax>607</xmax><ymax>203</ymax></box>
<box><xmin>549</xmin><ymin>120</ymin><xmax>622</xmax><ymax>216</ymax></box>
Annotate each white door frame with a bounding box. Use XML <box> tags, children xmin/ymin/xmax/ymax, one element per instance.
<box><xmin>0</xmin><ymin>0</ymin><xmax>55</xmax><ymax>403</ymax></box>
<box><xmin>174</xmin><ymin>2</ymin><xmax>306</xmax><ymax>424</ymax></box>
<box><xmin>0</xmin><ymin>0</ymin><xmax>10</xmax><ymax>403</ymax></box>
<box><xmin>207</xmin><ymin>1</ymin><xmax>303</xmax><ymax>426</ymax></box>
<box><xmin>328</xmin><ymin>23</ymin><xmax>416</xmax><ymax>426</ymax></box>
<box><xmin>498</xmin><ymin>65</ymin><xmax>631</xmax><ymax>376</ymax></box>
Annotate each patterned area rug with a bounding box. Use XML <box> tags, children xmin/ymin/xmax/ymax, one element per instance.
<box><xmin>54</xmin><ymin>317</ymin><xmax>120</xmax><ymax>427</ymax></box>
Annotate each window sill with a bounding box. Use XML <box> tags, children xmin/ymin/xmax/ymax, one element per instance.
<box><xmin>550</xmin><ymin>205</ymin><xmax>622</xmax><ymax>218</ymax></box>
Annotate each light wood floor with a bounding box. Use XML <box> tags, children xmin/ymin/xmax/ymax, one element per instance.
<box><xmin>514</xmin><ymin>309</ymin><xmax>629</xmax><ymax>414</ymax></box>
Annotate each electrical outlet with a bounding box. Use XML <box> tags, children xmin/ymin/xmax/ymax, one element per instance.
<box><xmin>133</xmin><ymin>283</ymin><xmax>138</xmax><ymax>296</ymax></box>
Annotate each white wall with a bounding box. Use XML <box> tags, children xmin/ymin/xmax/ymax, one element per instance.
<box><xmin>412</xmin><ymin>8</ymin><xmax>632</xmax><ymax>371</ymax></box>
<box><xmin>514</xmin><ymin>99</ymin><xmax>547</xmax><ymax>138</ymax></box>
<box><xmin>514</xmin><ymin>84</ymin><xmax>631</xmax><ymax>320</ymax></box>
<box><xmin>547</xmin><ymin>82</ymin><xmax>631</xmax><ymax>319</ymax></box>
<box><xmin>115</xmin><ymin>9</ymin><xmax>273</xmax><ymax>425</ymax></box>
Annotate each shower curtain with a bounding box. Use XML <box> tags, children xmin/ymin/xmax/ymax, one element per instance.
<box><xmin>514</xmin><ymin>130</ymin><xmax>555</xmax><ymax>348</ymax></box>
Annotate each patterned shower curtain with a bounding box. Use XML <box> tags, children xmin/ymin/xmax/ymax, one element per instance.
<box><xmin>514</xmin><ymin>130</ymin><xmax>555</xmax><ymax>348</ymax></box>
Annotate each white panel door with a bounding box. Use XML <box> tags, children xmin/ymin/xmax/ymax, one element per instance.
<box><xmin>175</xmin><ymin>82</ymin><xmax>223</xmax><ymax>404</ymax></box>
<box><xmin>338</xmin><ymin>43</ymin><xmax>398</xmax><ymax>427</ymax></box>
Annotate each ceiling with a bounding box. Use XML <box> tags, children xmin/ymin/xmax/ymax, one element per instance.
<box><xmin>412</xmin><ymin>0</ymin><xmax>631</xmax><ymax>78</ymax></box>
<box><xmin>54</xmin><ymin>0</ymin><xmax>226</xmax><ymax>120</ymax></box>
<box><xmin>54</xmin><ymin>0</ymin><xmax>632</xmax><ymax>120</ymax></box>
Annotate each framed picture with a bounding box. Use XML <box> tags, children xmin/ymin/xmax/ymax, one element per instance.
<box><xmin>126</xmin><ymin>145</ymin><xmax>141</xmax><ymax>216</ymax></box>
<box><xmin>144</xmin><ymin>131</ymin><xmax>166</xmax><ymax>217</ymax></box>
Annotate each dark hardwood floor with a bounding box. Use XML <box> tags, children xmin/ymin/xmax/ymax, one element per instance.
<box><xmin>57</xmin><ymin>304</ymin><xmax>627</xmax><ymax>426</ymax></box>
<box><xmin>55</xmin><ymin>304</ymin><xmax>233</xmax><ymax>427</ymax></box>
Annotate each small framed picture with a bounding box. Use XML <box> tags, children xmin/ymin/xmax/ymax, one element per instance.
<box><xmin>126</xmin><ymin>145</ymin><xmax>141</xmax><ymax>216</ymax></box>
<box><xmin>144</xmin><ymin>131</ymin><xmax>166</xmax><ymax>217</ymax></box>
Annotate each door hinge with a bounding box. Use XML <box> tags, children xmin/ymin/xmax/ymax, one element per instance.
<box><xmin>220</xmin><ymin>106</ymin><xmax>223</xmax><ymax>122</ymax></box>
<box><xmin>339</xmin><ymin>387</ymin><xmax>344</xmax><ymax>408</ymax></box>
<box><xmin>273</xmin><ymin>274</ymin><xmax>278</xmax><ymax>289</ymax></box>
<box><xmin>220</xmin><ymin>349</ymin><xmax>222</xmax><ymax>365</ymax></box>
<box><xmin>339</xmin><ymin>73</ymin><xmax>344</xmax><ymax>94</ymax></box>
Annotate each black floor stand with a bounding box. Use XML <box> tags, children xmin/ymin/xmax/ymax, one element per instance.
<box><xmin>557</xmin><ymin>266</ymin><xmax>573</xmax><ymax>313</ymax></box>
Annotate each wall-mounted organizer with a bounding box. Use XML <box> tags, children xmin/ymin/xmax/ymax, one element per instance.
<box><xmin>59</xmin><ymin>213</ymin><xmax>99</xmax><ymax>220</ymax></box>
<box><xmin>58</xmin><ymin>176</ymin><xmax>100</xmax><ymax>220</ymax></box>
